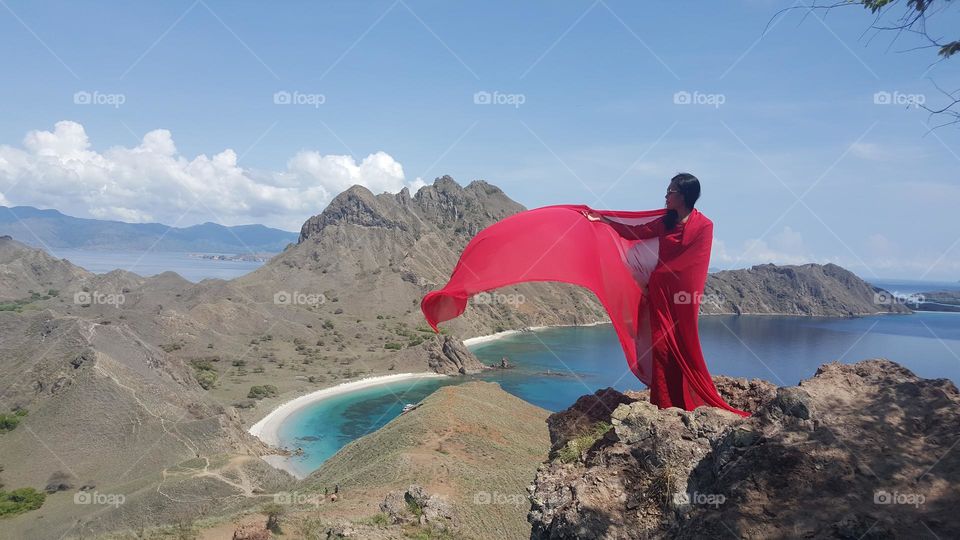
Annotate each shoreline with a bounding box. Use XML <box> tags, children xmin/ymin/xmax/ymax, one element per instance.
<box><xmin>462</xmin><ymin>320</ymin><xmax>610</xmax><ymax>347</ymax></box>
<box><xmin>247</xmin><ymin>372</ymin><xmax>447</xmax><ymax>476</ymax></box>
<box><xmin>460</xmin><ymin>308</ymin><xmax>931</xmax><ymax>348</ymax></box>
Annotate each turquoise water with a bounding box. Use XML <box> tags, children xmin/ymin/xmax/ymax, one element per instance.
<box><xmin>277</xmin><ymin>309</ymin><xmax>960</xmax><ymax>476</ymax></box>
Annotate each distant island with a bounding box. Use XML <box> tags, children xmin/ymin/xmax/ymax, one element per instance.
<box><xmin>0</xmin><ymin>205</ymin><xmax>298</xmax><ymax>252</ymax></box>
<box><xmin>186</xmin><ymin>252</ymin><xmax>272</xmax><ymax>263</ymax></box>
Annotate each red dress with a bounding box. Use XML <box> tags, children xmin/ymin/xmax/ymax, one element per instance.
<box><xmin>604</xmin><ymin>213</ymin><xmax>712</xmax><ymax>410</ymax></box>
<box><xmin>420</xmin><ymin>204</ymin><xmax>749</xmax><ymax>417</ymax></box>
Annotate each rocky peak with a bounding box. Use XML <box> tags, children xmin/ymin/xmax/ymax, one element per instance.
<box><xmin>296</xmin><ymin>176</ymin><xmax>524</xmax><ymax>244</ymax></box>
<box><xmin>298</xmin><ymin>184</ymin><xmax>407</xmax><ymax>242</ymax></box>
<box><xmin>528</xmin><ymin>359</ymin><xmax>960</xmax><ymax>539</ymax></box>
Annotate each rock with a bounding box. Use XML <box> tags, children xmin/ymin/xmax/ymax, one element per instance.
<box><xmin>380</xmin><ymin>485</ymin><xmax>456</xmax><ymax>531</ymax></box>
<box><xmin>528</xmin><ymin>359</ymin><xmax>960</xmax><ymax>539</ymax></box>
<box><xmin>425</xmin><ymin>335</ymin><xmax>486</xmax><ymax>375</ymax></box>
<box><xmin>768</xmin><ymin>386</ymin><xmax>813</xmax><ymax>419</ymax></box>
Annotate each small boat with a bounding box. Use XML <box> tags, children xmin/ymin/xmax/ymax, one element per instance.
<box><xmin>401</xmin><ymin>403</ymin><xmax>419</xmax><ymax>414</ymax></box>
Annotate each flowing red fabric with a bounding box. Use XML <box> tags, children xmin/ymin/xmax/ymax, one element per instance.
<box><xmin>420</xmin><ymin>204</ymin><xmax>750</xmax><ymax>417</ymax></box>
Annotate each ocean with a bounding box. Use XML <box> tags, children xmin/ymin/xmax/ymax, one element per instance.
<box><xmin>276</xmin><ymin>302</ymin><xmax>960</xmax><ymax>476</ymax></box>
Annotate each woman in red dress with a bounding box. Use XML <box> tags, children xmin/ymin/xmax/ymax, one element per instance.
<box><xmin>584</xmin><ymin>173</ymin><xmax>745</xmax><ymax>415</ymax></box>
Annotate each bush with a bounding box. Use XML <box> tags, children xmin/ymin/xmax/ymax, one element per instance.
<box><xmin>196</xmin><ymin>370</ymin><xmax>218</xmax><ymax>390</ymax></box>
<box><xmin>384</xmin><ymin>342</ymin><xmax>403</xmax><ymax>350</ymax></box>
<box><xmin>0</xmin><ymin>487</ymin><xmax>45</xmax><ymax>517</ymax></box>
<box><xmin>0</xmin><ymin>410</ymin><xmax>26</xmax><ymax>433</ymax></box>
<box><xmin>248</xmin><ymin>385</ymin><xmax>279</xmax><ymax>400</ymax></box>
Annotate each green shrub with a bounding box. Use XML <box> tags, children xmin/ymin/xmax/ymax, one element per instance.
<box><xmin>196</xmin><ymin>370</ymin><xmax>217</xmax><ymax>390</ymax></box>
<box><xmin>0</xmin><ymin>410</ymin><xmax>26</xmax><ymax>433</ymax></box>
<box><xmin>248</xmin><ymin>385</ymin><xmax>279</xmax><ymax>399</ymax></box>
<box><xmin>0</xmin><ymin>487</ymin><xmax>45</xmax><ymax>517</ymax></box>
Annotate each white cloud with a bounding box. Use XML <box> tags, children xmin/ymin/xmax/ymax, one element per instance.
<box><xmin>0</xmin><ymin>121</ymin><xmax>424</xmax><ymax>231</ymax></box>
<box><xmin>712</xmin><ymin>226</ymin><xmax>816</xmax><ymax>267</ymax></box>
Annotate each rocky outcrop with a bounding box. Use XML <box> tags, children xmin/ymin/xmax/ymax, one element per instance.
<box><xmin>703</xmin><ymin>263</ymin><xmax>912</xmax><ymax>316</ymax></box>
<box><xmin>425</xmin><ymin>334</ymin><xmax>487</xmax><ymax>374</ymax></box>
<box><xmin>528</xmin><ymin>359</ymin><xmax>960</xmax><ymax>539</ymax></box>
<box><xmin>380</xmin><ymin>484</ymin><xmax>457</xmax><ymax>531</ymax></box>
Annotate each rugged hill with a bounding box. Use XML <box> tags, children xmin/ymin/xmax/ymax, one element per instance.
<box><xmin>305</xmin><ymin>381</ymin><xmax>550</xmax><ymax>539</ymax></box>
<box><xmin>235</xmin><ymin>176</ymin><xmax>611</xmax><ymax>338</ymax></box>
<box><xmin>702</xmin><ymin>263</ymin><xmax>912</xmax><ymax>316</ymax></box>
<box><xmin>0</xmin><ymin>235</ymin><xmax>94</xmax><ymax>301</ymax></box>
<box><xmin>528</xmin><ymin>359</ymin><xmax>960</xmax><ymax>539</ymax></box>
<box><xmin>0</xmin><ymin>205</ymin><xmax>297</xmax><ymax>252</ymax></box>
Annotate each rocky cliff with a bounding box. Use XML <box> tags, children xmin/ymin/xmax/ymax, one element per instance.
<box><xmin>528</xmin><ymin>359</ymin><xmax>960</xmax><ymax>539</ymax></box>
<box><xmin>702</xmin><ymin>263</ymin><xmax>912</xmax><ymax>316</ymax></box>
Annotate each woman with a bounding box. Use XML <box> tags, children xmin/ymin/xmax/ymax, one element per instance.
<box><xmin>583</xmin><ymin>173</ymin><xmax>745</xmax><ymax>415</ymax></box>
<box><xmin>420</xmin><ymin>173</ymin><xmax>748</xmax><ymax>417</ymax></box>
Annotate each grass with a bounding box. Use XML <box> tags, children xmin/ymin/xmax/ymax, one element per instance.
<box><xmin>556</xmin><ymin>421</ymin><xmax>611</xmax><ymax>464</ymax></box>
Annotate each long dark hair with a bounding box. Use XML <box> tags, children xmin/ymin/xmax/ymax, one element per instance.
<box><xmin>663</xmin><ymin>172</ymin><xmax>701</xmax><ymax>230</ymax></box>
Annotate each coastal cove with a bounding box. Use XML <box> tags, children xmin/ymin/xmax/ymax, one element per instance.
<box><xmin>250</xmin><ymin>308</ymin><xmax>960</xmax><ymax>478</ymax></box>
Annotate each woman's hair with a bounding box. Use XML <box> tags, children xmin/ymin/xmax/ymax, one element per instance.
<box><xmin>663</xmin><ymin>172</ymin><xmax>701</xmax><ymax>230</ymax></box>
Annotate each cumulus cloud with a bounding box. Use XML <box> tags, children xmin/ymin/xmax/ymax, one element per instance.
<box><xmin>712</xmin><ymin>226</ymin><xmax>818</xmax><ymax>268</ymax></box>
<box><xmin>0</xmin><ymin>121</ymin><xmax>425</xmax><ymax>231</ymax></box>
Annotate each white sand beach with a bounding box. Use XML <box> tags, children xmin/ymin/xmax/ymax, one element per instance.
<box><xmin>462</xmin><ymin>320</ymin><xmax>610</xmax><ymax>347</ymax></box>
<box><xmin>248</xmin><ymin>372</ymin><xmax>447</xmax><ymax>449</ymax></box>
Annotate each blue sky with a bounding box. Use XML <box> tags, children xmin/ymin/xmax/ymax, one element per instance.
<box><xmin>0</xmin><ymin>1</ymin><xmax>958</xmax><ymax>280</ymax></box>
